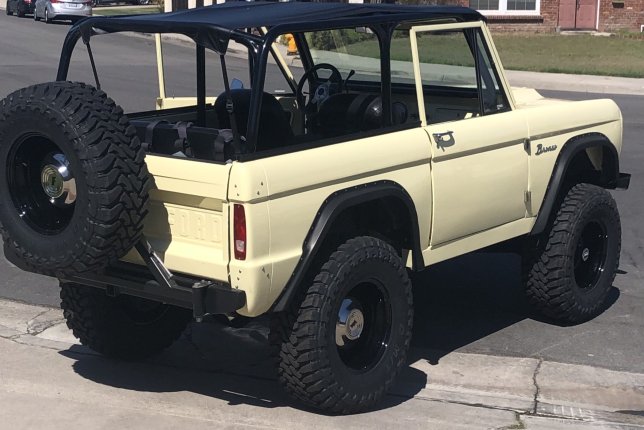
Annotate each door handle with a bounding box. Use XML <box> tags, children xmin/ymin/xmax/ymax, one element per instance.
<box><xmin>432</xmin><ymin>130</ymin><xmax>454</xmax><ymax>149</ymax></box>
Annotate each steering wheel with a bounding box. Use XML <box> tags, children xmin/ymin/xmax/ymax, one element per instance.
<box><xmin>296</xmin><ymin>63</ymin><xmax>343</xmax><ymax>115</ymax></box>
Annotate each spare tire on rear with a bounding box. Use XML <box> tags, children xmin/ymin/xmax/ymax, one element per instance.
<box><xmin>0</xmin><ymin>81</ymin><xmax>150</xmax><ymax>275</ymax></box>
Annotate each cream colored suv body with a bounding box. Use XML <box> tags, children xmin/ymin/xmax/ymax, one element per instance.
<box><xmin>5</xmin><ymin>3</ymin><xmax>628</xmax><ymax>414</ymax></box>
<box><xmin>117</xmin><ymin>21</ymin><xmax>628</xmax><ymax>319</ymax></box>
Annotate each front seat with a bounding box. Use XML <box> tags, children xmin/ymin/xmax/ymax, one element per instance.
<box><xmin>214</xmin><ymin>89</ymin><xmax>294</xmax><ymax>152</ymax></box>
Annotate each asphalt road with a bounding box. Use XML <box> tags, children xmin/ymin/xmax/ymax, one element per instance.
<box><xmin>0</xmin><ymin>13</ymin><xmax>642</xmax><ymax>374</ymax></box>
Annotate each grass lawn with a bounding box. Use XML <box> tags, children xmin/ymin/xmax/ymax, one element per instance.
<box><xmin>493</xmin><ymin>34</ymin><xmax>644</xmax><ymax>78</ymax></box>
<box><xmin>335</xmin><ymin>33</ymin><xmax>644</xmax><ymax>78</ymax></box>
<box><xmin>94</xmin><ymin>6</ymin><xmax>162</xmax><ymax>16</ymax></box>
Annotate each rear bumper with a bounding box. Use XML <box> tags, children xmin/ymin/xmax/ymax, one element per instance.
<box><xmin>3</xmin><ymin>241</ymin><xmax>246</xmax><ymax>318</ymax></box>
<box><xmin>18</xmin><ymin>2</ymin><xmax>35</xmax><ymax>13</ymax></box>
<box><xmin>49</xmin><ymin>3</ymin><xmax>91</xmax><ymax>17</ymax></box>
<box><xmin>63</xmin><ymin>263</ymin><xmax>246</xmax><ymax>318</ymax></box>
<box><xmin>615</xmin><ymin>172</ymin><xmax>631</xmax><ymax>190</ymax></box>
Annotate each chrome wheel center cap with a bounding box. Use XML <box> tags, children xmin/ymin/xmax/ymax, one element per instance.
<box><xmin>582</xmin><ymin>248</ymin><xmax>590</xmax><ymax>262</ymax></box>
<box><xmin>336</xmin><ymin>298</ymin><xmax>365</xmax><ymax>347</ymax></box>
<box><xmin>41</xmin><ymin>165</ymin><xmax>64</xmax><ymax>199</ymax></box>
<box><xmin>345</xmin><ymin>309</ymin><xmax>364</xmax><ymax>341</ymax></box>
<box><xmin>40</xmin><ymin>154</ymin><xmax>76</xmax><ymax>205</ymax></box>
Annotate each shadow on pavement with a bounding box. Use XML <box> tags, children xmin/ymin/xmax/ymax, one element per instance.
<box><xmin>410</xmin><ymin>252</ymin><xmax>620</xmax><ymax>364</ymax></box>
<box><xmin>59</xmin><ymin>251</ymin><xmax>620</xmax><ymax>412</ymax></box>
<box><xmin>409</xmin><ymin>252</ymin><xmax>529</xmax><ymax>365</ymax></box>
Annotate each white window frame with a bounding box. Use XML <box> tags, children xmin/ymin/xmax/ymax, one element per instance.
<box><xmin>473</xmin><ymin>0</ymin><xmax>541</xmax><ymax>16</ymax></box>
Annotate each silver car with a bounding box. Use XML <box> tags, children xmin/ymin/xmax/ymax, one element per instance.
<box><xmin>34</xmin><ymin>0</ymin><xmax>91</xmax><ymax>23</ymax></box>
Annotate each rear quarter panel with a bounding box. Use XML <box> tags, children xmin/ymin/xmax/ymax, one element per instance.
<box><xmin>229</xmin><ymin>127</ymin><xmax>432</xmax><ymax>316</ymax></box>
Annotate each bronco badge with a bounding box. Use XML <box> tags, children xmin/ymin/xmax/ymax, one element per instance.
<box><xmin>536</xmin><ymin>144</ymin><xmax>557</xmax><ymax>156</ymax></box>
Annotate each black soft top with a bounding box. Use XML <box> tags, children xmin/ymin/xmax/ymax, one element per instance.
<box><xmin>69</xmin><ymin>2</ymin><xmax>484</xmax><ymax>53</ymax></box>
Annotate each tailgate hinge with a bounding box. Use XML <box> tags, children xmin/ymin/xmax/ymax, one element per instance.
<box><xmin>135</xmin><ymin>238</ymin><xmax>178</xmax><ymax>290</ymax></box>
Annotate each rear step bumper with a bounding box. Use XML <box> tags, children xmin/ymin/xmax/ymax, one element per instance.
<box><xmin>615</xmin><ymin>172</ymin><xmax>631</xmax><ymax>190</ymax></box>
<box><xmin>4</xmin><ymin>239</ymin><xmax>245</xmax><ymax>319</ymax></box>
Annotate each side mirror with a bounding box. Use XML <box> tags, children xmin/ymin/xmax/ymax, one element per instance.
<box><xmin>230</xmin><ymin>78</ymin><xmax>244</xmax><ymax>90</ymax></box>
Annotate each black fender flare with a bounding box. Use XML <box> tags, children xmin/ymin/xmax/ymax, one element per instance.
<box><xmin>530</xmin><ymin>133</ymin><xmax>621</xmax><ymax>236</ymax></box>
<box><xmin>271</xmin><ymin>180</ymin><xmax>423</xmax><ymax>312</ymax></box>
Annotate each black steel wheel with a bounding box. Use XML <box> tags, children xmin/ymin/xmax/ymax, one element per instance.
<box><xmin>270</xmin><ymin>236</ymin><xmax>413</xmax><ymax>414</ymax></box>
<box><xmin>524</xmin><ymin>183</ymin><xmax>621</xmax><ymax>324</ymax></box>
<box><xmin>0</xmin><ymin>82</ymin><xmax>150</xmax><ymax>276</ymax></box>
<box><xmin>334</xmin><ymin>281</ymin><xmax>391</xmax><ymax>372</ymax></box>
<box><xmin>574</xmin><ymin>221</ymin><xmax>608</xmax><ymax>290</ymax></box>
<box><xmin>7</xmin><ymin>136</ymin><xmax>77</xmax><ymax>235</ymax></box>
<box><xmin>61</xmin><ymin>282</ymin><xmax>193</xmax><ymax>360</ymax></box>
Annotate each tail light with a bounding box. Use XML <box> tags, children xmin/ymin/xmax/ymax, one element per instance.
<box><xmin>233</xmin><ymin>204</ymin><xmax>246</xmax><ymax>260</ymax></box>
<box><xmin>50</xmin><ymin>0</ymin><xmax>58</xmax><ymax>3</ymax></box>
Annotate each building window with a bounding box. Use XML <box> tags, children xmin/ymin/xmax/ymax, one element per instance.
<box><xmin>469</xmin><ymin>0</ymin><xmax>540</xmax><ymax>14</ymax></box>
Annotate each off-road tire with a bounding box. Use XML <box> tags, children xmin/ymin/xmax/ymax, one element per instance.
<box><xmin>0</xmin><ymin>82</ymin><xmax>150</xmax><ymax>276</ymax></box>
<box><xmin>61</xmin><ymin>282</ymin><xmax>192</xmax><ymax>360</ymax></box>
<box><xmin>523</xmin><ymin>183</ymin><xmax>621</xmax><ymax>324</ymax></box>
<box><xmin>270</xmin><ymin>236</ymin><xmax>413</xmax><ymax>414</ymax></box>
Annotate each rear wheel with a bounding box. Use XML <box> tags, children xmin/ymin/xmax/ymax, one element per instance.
<box><xmin>61</xmin><ymin>282</ymin><xmax>193</xmax><ymax>360</ymax></box>
<box><xmin>16</xmin><ymin>6</ymin><xmax>24</xmax><ymax>17</ymax></box>
<box><xmin>44</xmin><ymin>8</ymin><xmax>50</xmax><ymax>22</ymax></box>
<box><xmin>523</xmin><ymin>183</ymin><xmax>621</xmax><ymax>324</ymax></box>
<box><xmin>270</xmin><ymin>236</ymin><xmax>413</xmax><ymax>414</ymax></box>
<box><xmin>6</xmin><ymin>4</ymin><xmax>11</xmax><ymax>15</ymax></box>
<box><xmin>33</xmin><ymin>9</ymin><xmax>39</xmax><ymax>20</ymax></box>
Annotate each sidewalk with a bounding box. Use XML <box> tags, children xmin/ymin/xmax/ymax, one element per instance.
<box><xmin>1</xmin><ymin>298</ymin><xmax>643</xmax><ymax>429</ymax></box>
<box><xmin>505</xmin><ymin>69</ymin><xmax>644</xmax><ymax>96</ymax></box>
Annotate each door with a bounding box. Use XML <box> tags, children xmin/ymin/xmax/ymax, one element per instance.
<box><xmin>409</xmin><ymin>23</ymin><xmax>529</xmax><ymax>246</ymax></box>
<box><xmin>559</xmin><ymin>0</ymin><xmax>597</xmax><ymax>29</ymax></box>
<box><xmin>576</xmin><ymin>0</ymin><xmax>597</xmax><ymax>29</ymax></box>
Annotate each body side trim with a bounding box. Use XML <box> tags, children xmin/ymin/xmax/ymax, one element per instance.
<box><xmin>530</xmin><ymin>120</ymin><xmax>616</xmax><ymax>142</ymax></box>
<box><xmin>433</xmin><ymin>138</ymin><xmax>525</xmax><ymax>162</ymax></box>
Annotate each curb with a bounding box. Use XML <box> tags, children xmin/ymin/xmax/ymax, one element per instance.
<box><xmin>1</xmin><ymin>298</ymin><xmax>643</xmax><ymax>427</ymax></box>
<box><xmin>506</xmin><ymin>69</ymin><xmax>644</xmax><ymax>96</ymax></box>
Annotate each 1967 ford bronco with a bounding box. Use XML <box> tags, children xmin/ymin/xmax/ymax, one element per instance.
<box><xmin>0</xmin><ymin>2</ymin><xmax>630</xmax><ymax>414</ymax></box>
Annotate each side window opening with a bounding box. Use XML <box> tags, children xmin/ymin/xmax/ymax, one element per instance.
<box><xmin>474</xmin><ymin>31</ymin><xmax>510</xmax><ymax>114</ymax></box>
<box><xmin>278</xmin><ymin>27</ymin><xmax>389</xmax><ymax>142</ymax></box>
<box><xmin>390</xmin><ymin>25</ymin><xmax>510</xmax><ymax>126</ymax></box>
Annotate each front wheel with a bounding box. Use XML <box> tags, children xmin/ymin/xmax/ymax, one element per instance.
<box><xmin>61</xmin><ymin>282</ymin><xmax>193</xmax><ymax>360</ymax></box>
<box><xmin>270</xmin><ymin>236</ymin><xmax>413</xmax><ymax>414</ymax></box>
<box><xmin>523</xmin><ymin>183</ymin><xmax>621</xmax><ymax>324</ymax></box>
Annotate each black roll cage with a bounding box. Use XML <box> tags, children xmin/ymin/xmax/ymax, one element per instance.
<box><xmin>56</xmin><ymin>12</ymin><xmax>483</xmax><ymax>152</ymax></box>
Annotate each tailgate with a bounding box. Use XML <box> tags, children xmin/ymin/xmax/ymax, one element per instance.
<box><xmin>122</xmin><ymin>155</ymin><xmax>231</xmax><ymax>281</ymax></box>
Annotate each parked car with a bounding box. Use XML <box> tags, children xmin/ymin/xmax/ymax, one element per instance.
<box><xmin>5</xmin><ymin>0</ymin><xmax>35</xmax><ymax>17</ymax></box>
<box><xmin>33</xmin><ymin>0</ymin><xmax>91</xmax><ymax>23</ymax></box>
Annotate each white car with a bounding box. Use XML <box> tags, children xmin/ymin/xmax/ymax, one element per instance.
<box><xmin>33</xmin><ymin>0</ymin><xmax>91</xmax><ymax>23</ymax></box>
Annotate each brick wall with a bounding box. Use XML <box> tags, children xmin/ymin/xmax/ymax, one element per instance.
<box><xmin>367</xmin><ymin>0</ymin><xmax>643</xmax><ymax>32</ymax></box>
<box><xmin>598</xmin><ymin>0</ymin><xmax>644</xmax><ymax>31</ymax></box>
